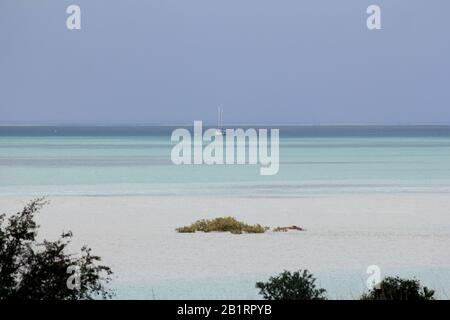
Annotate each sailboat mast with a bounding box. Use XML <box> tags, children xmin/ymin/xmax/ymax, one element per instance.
<box><xmin>218</xmin><ymin>105</ymin><xmax>224</xmax><ymax>129</ymax></box>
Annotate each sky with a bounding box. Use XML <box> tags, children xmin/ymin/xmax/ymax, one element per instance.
<box><xmin>1</xmin><ymin>0</ymin><xmax>449</xmax><ymax>125</ymax></box>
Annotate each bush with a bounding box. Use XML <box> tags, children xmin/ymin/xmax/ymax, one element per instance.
<box><xmin>0</xmin><ymin>198</ymin><xmax>113</xmax><ymax>300</ymax></box>
<box><xmin>256</xmin><ymin>269</ymin><xmax>327</xmax><ymax>300</ymax></box>
<box><xmin>176</xmin><ymin>217</ymin><xmax>268</xmax><ymax>234</ymax></box>
<box><xmin>361</xmin><ymin>276</ymin><xmax>435</xmax><ymax>300</ymax></box>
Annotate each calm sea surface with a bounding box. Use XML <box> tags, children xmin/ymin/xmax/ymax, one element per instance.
<box><xmin>1</xmin><ymin>125</ymin><xmax>450</xmax><ymax>196</ymax></box>
<box><xmin>2</xmin><ymin>126</ymin><xmax>450</xmax><ymax>299</ymax></box>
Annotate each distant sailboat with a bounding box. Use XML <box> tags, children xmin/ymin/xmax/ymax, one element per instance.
<box><xmin>215</xmin><ymin>105</ymin><xmax>226</xmax><ymax>136</ymax></box>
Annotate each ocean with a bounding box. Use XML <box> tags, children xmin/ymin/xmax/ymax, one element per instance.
<box><xmin>2</xmin><ymin>125</ymin><xmax>450</xmax><ymax>196</ymax></box>
<box><xmin>2</xmin><ymin>125</ymin><xmax>450</xmax><ymax>299</ymax></box>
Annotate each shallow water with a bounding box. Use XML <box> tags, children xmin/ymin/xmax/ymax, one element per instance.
<box><xmin>2</xmin><ymin>194</ymin><xmax>450</xmax><ymax>300</ymax></box>
<box><xmin>2</xmin><ymin>126</ymin><xmax>450</xmax><ymax>196</ymax></box>
<box><xmin>1</xmin><ymin>126</ymin><xmax>450</xmax><ymax>299</ymax></box>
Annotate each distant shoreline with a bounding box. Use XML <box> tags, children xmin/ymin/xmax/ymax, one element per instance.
<box><xmin>2</xmin><ymin>123</ymin><xmax>450</xmax><ymax>128</ymax></box>
<box><xmin>3</xmin><ymin>124</ymin><xmax>450</xmax><ymax>139</ymax></box>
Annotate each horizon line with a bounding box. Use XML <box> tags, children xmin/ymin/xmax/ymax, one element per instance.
<box><xmin>2</xmin><ymin>122</ymin><xmax>450</xmax><ymax>127</ymax></box>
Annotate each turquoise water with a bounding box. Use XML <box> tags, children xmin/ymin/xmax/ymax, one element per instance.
<box><xmin>2</xmin><ymin>126</ymin><xmax>450</xmax><ymax>196</ymax></box>
<box><xmin>2</xmin><ymin>125</ymin><xmax>450</xmax><ymax>299</ymax></box>
<box><xmin>114</xmin><ymin>267</ymin><xmax>450</xmax><ymax>300</ymax></box>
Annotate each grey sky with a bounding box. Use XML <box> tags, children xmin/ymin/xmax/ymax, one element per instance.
<box><xmin>1</xmin><ymin>0</ymin><xmax>449</xmax><ymax>125</ymax></box>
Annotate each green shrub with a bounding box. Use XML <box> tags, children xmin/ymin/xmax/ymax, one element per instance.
<box><xmin>176</xmin><ymin>217</ymin><xmax>268</xmax><ymax>234</ymax></box>
<box><xmin>175</xmin><ymin>226</ymin><xmax>196</xmax><ymax>233</ymax></box>
<box><xmin>256</xmin><ymin>269</ymin><xmax>327</xmax><ymax>300</ymax></box>
<box><xmin>361</xmin><ymin>276</ymin><xmax>435</xmax><ymax>300</ymax></box>
<box><xmin>0</xmin><ymin>198</ymin><xmax>113</xmax><ymax>300</ymax></box>
<box><xmin>242</xmin><ymin>224</ymin><xmax>267</xmax><ymax>233</ymax></box>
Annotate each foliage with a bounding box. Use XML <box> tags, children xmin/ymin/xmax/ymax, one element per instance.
<box><xmin>256</xmin><ymin>269</ymin><xmax>327</xmax><ymax>300</ymax></box>
<box><xmin>176</xmin><ymin>217</ymin><xmax>268</xmax><ymax>234</ymax></box>
<box><xmin>361</xmin><ymin>276</ymin><xmax>435</xmax><ymax>300</ymax></box>
<box><xmin>0</xmin><ymin>198</ymin><xmax>113</xmax><ymax>300</ymax></box>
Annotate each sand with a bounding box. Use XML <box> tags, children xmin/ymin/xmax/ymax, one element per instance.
<box><xmin>1</xmin><ymin>194</ymin><xmax>450</xmax><ymax>299</ymax></box>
